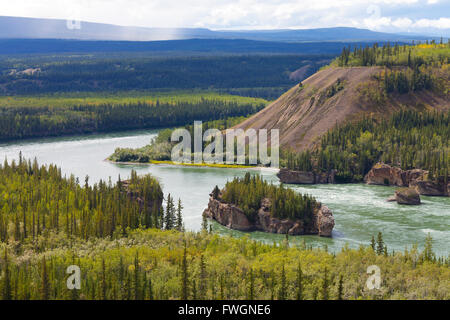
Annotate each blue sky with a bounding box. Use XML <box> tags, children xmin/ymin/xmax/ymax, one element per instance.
<box><xmin>0</xmin><ymin>0</ymin><xmax>449</xmax><ymax>36</ymax></box>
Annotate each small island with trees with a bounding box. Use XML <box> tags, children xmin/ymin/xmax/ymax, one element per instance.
<box><xmin>203</xmin><ymin>173</ymin><xmax>335</xmax><ymax>236</ymax></box>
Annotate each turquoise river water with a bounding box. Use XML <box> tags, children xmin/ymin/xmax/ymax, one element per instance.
<box><xmin>0</xmin><ymin>130</ymin><xmax>448</xmax><ymax>256</ymax></box>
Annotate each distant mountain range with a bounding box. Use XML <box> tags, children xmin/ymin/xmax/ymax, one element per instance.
<box><xmin>0</xmin><ymin>38</ymin><xmax>392</xmax><ymax>55</ymax></box>
<box><xmin>0</xmin><ymin>16</ymin><xmax>432</xmax><ymax>42</ymax></box>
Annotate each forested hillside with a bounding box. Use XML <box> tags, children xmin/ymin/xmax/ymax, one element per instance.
<box><xmin>233</xmin><ymin>42</ymin><xmax>449</xmax><ymax>152</ymax></box>
<box><xmin>284</xmin><ymin>110</ymin><xmax>450</xmax><ymax>183</ymax></box>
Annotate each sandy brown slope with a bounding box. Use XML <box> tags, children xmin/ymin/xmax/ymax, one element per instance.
<box><xmin>234</xmin><ymin>66</ymin><xmax>449</xmax><ymax>151</ymax></box>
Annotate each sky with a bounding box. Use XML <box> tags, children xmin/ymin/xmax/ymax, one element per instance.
<box><xmin>0</xmin><ymin>0</ymin><xmax>449</xmax><ymax>36</ymax></box>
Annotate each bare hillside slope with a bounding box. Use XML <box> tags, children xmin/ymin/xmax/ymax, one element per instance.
<box><xmin>234</xmin><ymin>66</ymin><xmax>449</xmax><ymax>151</ymax></box>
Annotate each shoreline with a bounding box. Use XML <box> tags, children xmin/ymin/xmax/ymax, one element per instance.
<box><xmin>106</xmin><ymin>158</ymin><xmax>269</xmax><ymax>170</ymax></box>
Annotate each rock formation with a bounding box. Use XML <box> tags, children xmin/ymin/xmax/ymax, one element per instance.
<box><xmin>203</xmin><ymin>193</ymin><xmax>335</xmax><ymax>237</ymax></box>
<box><xmin>277</xmin><ymin>163</ymin><xmax>449</xmax><ymax>197</ymax></box>
<box><xmin>395</xmin><ymin>188</ymin><xmax>421</xmax><ymax>205</ymax></box>
<box><xmin>277</xmin><ymin>168</ymin><xmax>336</xmax><ymax>184</ymax></box>
<box><xmin>364</xmin><ymin>163</ymin><xmax>449</xmax><ymax>197</ymax></box>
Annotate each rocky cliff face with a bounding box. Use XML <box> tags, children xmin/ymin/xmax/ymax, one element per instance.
<box><xmin>277</xmin><ymin>168</ymin><xmax>336</xmax><ymax>184</ymax></box>
<box><xmin>202</xmin><ymin>196</ymin><xmax>253</xmax><ymax>231</ymax></box>
<box><xmin>278</xmin><ymin>163</ymin><xmax>449</xmax><ymax>197</ymax></box>
<box><xmin>203</xmin><ymin>196</ymin><xmax>334</xmax><ymax>237</ymax></box>
<box><xmin>364</xmin><ymin>163</ymin><xmax>449</xmax><ymax>197</ymax></box>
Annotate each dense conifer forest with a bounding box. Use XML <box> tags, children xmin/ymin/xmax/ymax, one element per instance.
<box><xmin>334</xmin><ymin>41</ymin><xmax>449</xmax><ymax>68</ymax></box>
<box><xmin>333</xmin><ymin>42</ymin><xmax>449</xmax><ymax>95</ymax></box>
<box><xmin>221</xmin><ymin>173</ymin><xmax>318</xmax><ymax>222</ymax></box>
<box><xmin>0</xmin><ymin>157</ymin><xmax>166</xmax><ymax>240</ymax></box>
<box><xmin>0</xmin><ymin>226</ymin><xmax>448</xmax><ymax>300</ymax></box>
<box><xmin>284</xmin><ymin>110</ymin><xmax>450</xmax><ymax>183</ymax></box>
<box><xmin>0</xmin><ymin>54</ymin><xmax>331</xmax><ymax>98</ymax></box>
<box><xmin>0</xmin><ymin>98</ymin><xmax>265</xmax><ymax>141</ymax></box>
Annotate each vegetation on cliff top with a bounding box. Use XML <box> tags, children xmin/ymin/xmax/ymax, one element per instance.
<box><xmin>333</xmin><ymin>41</ymin><xmax>449</xmax><ymax>97</ymax></box>
<box><xmin>220</xmin><ymin>173</ymin><xmax>318</xmax><ymax>222</ymax></box>
<box><xmin>283</xmin><ymin>110</ymin><xmax>449</xmax><ymax>183</ymax></box>
<box><xmin>333</xmin><ymin>41</ymin><xmax>449</xmax><ymax>68</ymax></box>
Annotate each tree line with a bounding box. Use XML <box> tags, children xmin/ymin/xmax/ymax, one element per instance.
<box><xmin>335</xmin><ymin>42</ymin><xmax>449</xmax><ymax>95</ymax></box>
<box><xmin>335</xmin><ymin>41</ymin><xmax>449</xmax><ymax>68</ymax></box>
<box><xmin>0</xmin><ymin>99</ymin><xmax>264</xmax><ymax>141</ymax></box>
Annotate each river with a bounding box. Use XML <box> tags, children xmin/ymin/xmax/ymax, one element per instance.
<box><xmin>1</xmin><ymin>130</ymin><xmax>448</xmax><ymax>257</ymax></box>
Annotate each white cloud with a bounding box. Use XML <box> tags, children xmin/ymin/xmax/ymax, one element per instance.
<box><xmin>392</xmin><ymin>17</ymin><xmax>413</xmax><ymax>28</ymax></box>
<box><xmin>0</xmin><ymin>0</ymin><xmax>448</xmax><ymax>35</ymax></box>
<box><xmin>414</xmin><ymin>17</ymin><xmax>450</xmax><ymax>28</ymax></box>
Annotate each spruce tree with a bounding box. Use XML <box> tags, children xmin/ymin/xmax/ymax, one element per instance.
<box><xmin>1</xmin><ymin>249</ymin><xmax>11</xmax><ymax>300</ymax></box>
<box><xmin>199</xmin><ymin>254</ymin><xmax>207</xmax><ymax>299</ymax></box>
<box><xmin>321</xmin><ymin>268</ymin><xmax>329</xmax><ymax>300</ymax></box>
<box><xmin>175</xmin><ymin>198</ymin><xmax>184</xmax><ymax>232</ymax></box>
<box><xmin>423</xmin><ymin>233</ymin><xmax>435</xmax><ymax>262</ymax></box>
<box><xmin>101</xmin><ymin>258</ymin><xmax>107</xmax><ymax>300</ymax></box>
<box><xmin>181</xmin><ymin>241</ymin><xmax>189</xmax><ymax>300</ymax></box>
<box><xmin>40</xmin><ymin>257</ymin><xmax>50</xmax><ymax>300</ymax></box>
<box><xmin>164</xmin><ymin>194</ymin><xmax>175</xmax><ymax>230</ymax></box>
<box><xmin>201</xmin><ymin>214</ymin><xmax>208</xmax><ymax>232</ymax></box>
<box><xmin>376</xmin><ymin>232</ymin><xmax>384</xmax><ymax>255</ymax></box>
<box><xmin>296</xmin><ymin>262</ymin><xmax>303</xmax><ymax>300</ymax></box>
<box><xmin>134</xmin><ymin>252</ymin><xmax>140</xmax><ymax>300</ymax></box>
<box><xmin>148</xmin><ymin>275</ymin><xmax>153</xmax><ymax>300</ymax></box>
<box><xmin>337</xmin><ymin>274</ymin><xmax>343</xmax><ymax>300</ymax></box>
<box><xmin>248</xmin><ymin>268</ymin><xmax>255</xmax><ymax>300</ymax></box>
<box><xmin>371</xmin><ymin>236</ymin><xmax>376</xmax><ymax>251</ymax></box>
<box><xmin>212</xmin><ymin>185</ymin><xmax>220</xmax><ymax>200</ymax></box>
<box><xmin>278</xmin><ymin>264</ymin><xmax>287</xmax><ymax>300</ymax></box>
<box><xmin>192</xmin><ymin>280</ymin><xmax>197</xmax><ymax>300</ymax></box>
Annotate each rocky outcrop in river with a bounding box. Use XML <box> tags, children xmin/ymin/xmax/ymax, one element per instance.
<box><xmin>277</xmin><ymin>163</ymin><xmax>449</xmax><ymax>198</ymax></box>
<box><xmin>395</xmin><ymin>188</ymin><xmax>421</xmax><ymax>205</ymax></box>
<box><xmin>203</xmin><ymin>194</ymin><xmax>334</xmax><ymax>237</ymax></box>
<box><xmin>277</xmin><ymin>168</ymin><xmax>336</xmax><ymax>184</ymax></box>
<box><xmin>364</xmin><ymin>163</ymin><xmax>449</xmax><ymax>197</ymax></box>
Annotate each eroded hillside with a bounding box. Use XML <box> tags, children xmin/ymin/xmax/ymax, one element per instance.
<box><xmin>234</xmin><ymin>66</ymin><xmax>449</xmax><ymax>151</ymax></box>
